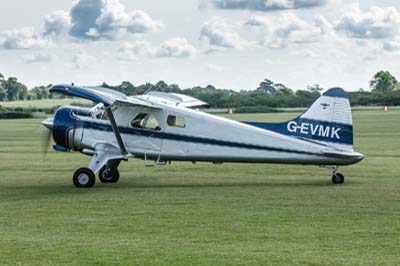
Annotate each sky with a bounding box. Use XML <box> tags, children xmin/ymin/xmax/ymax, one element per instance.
<box><xmin>1</xmin><ymin>0</ymin><xmax>400</xmax><ymax>91</ymax></box>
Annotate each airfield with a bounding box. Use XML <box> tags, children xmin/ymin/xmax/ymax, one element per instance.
<box><xmin>0</xmin><ymin>109</ymin><xmax>399</xmax><ymax>265</ymax></box>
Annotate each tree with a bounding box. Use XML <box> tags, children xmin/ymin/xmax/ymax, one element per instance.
<box><xmin>0</xmin><ymin>86</ymin><xmax>6</xmax><ymax>101</ymax></box>
<box><xmin>30</xmin><ymin>86</ymin><xmax>50</xmax><ymax>100</ymax></box>
<box><xmin>307</xmin><ymin>84</ymin><xmax>323</xmax><ymax>93</ymax></box>
<box><xmin>257</xmin><ymin>79</ymin><xmax>277</xmax><ymax>95</ymax></box>
<box><xmin>2</xmin><ymin>77</ymin><xmax>28</xmax><ymax>101</ymax></box>
<box><xmin>370</xmin><ymin>71</ymin><xmax>399</xmax><ymax>94</ymax></box>
<box><xmin>275</xmin><ymin>86</ymin><xmax>294</xmax><ymax>97</ymax></box>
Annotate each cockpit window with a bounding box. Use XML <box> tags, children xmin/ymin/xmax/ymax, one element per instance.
<box><xmin>131</xmin><ymin>113</ymin><xmax>161</xmax><ymax>131</ymax></box>
<box><xmin>167</xmin><ymin>115</ymin><xmax>186</xmax><ymax>128</ymax></box>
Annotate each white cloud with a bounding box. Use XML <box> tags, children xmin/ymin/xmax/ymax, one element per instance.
<box><xmin>155</xmin><ymin>38</ymin><xmax>198</xmax><ymax>58</ymax></box>
<box><xmin>0</xmin><ymin>27</ymin><xmax>47</xmax><ymax>49</ymax></box>
<box><xmin>249</xmin><ymin>13</ymin><xmax>333</xmax><ymax>49</ymax></box>
<box><xmin>72</xmin><ymin>51</ymin><xmax>97</xmax><ymax>69</ymax></box>
<box><xmin>116</xmin><ymin>38</ymin><xmax>198</xmax><ymax>59</ymax></box>
<box><xmin>383</xmin><ymin>39</ymin><xmax>400</xmax><ymax>52</ymax></box>
<box><xmin>125</xmin><ymin>10</ymin><xmax>163</xmax><ymax>34</ymax></box>
<box><xmin>115</xmin><ymin>40</ymin><xmax>152</xmax><ymax>60</ymax></box>
<box><xmin>44</xmin><ymin>10</ymin><xmax>71</xmax><ymax>36</ymax></box>
<box><xmin>244</xmin><ymin>16</ymin><xmax>272</xmax><ymax>28</ymax></box>
<box><xmin>205</xmin><ymin>0</ymin><xmax>327</xmax><ymax>11</ymax></box>
<box><xmin>22</xmin><ymin>53</ymin><xmax>55</xmax><ymax>64</ymax></box>
<box><xmin>336</xmin><ymin>4</ymin><xmax>400</xmax><ymax>40</ymax></box>
<box><xmin>69</xmin><ymin>0</ymin><xmax>162</xmax><ymax>40</ymax></box>
<box><xmin>200</xmin><ymin>17</ymin><xmax>242</xmax><ymax>48</ymax></box>
<box><xmin>206</xmin><ymin>63</ymin><xmax>223</xmax><ymax>72</ymax></box>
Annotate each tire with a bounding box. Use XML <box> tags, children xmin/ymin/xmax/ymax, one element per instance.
<box><xmin>332</xmin><ymin>173</ymin><xmax>345</xmax><ymax>184</ymax></box>
<box><xmin>98</xmin><ymin>166</ymin><xmax>120</xmax><ymax>183</ymax></box>
<box><xmin>73</xmin><ymin>167</ymin><xmax>95</xmax><ymax>188</ymax></box>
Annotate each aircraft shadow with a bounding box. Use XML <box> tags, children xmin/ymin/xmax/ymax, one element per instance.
<box><xmin>0</xmin><ymin>179</ymin><xmax>354</xmax><ymax>203</ymax></box>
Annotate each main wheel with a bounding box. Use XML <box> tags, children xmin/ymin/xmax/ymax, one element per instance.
<box><xmin>98</xmin><ymin>166</ymin><xmax>120</xmax><ymax>183</ymax></box>
<box><xmin>73</xmin><ymin>167</ymin><xmax>96</xmax><ymax>188</ymax></box>
<box><xmin>332</xmin><ymin>173</ymin><xmax>345</xmax><ymax>184</ymax></box>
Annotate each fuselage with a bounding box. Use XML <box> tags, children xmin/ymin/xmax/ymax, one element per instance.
<box><xmin>59</xmin><ymin>95</ymin><xmax>363</xmax><ymax>166</ymax></box>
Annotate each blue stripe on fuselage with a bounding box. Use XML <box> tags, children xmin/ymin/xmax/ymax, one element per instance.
<box><xmin>82</xmin><ymin>120</ymin><xmax>323</xmax><ymax>156</ymax></box>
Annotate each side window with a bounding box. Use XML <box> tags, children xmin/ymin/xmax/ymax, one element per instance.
<box><xmin>167</xmin><ymin>115</ymin><xmax>186</xmax><ymax>128</ymax></box>
<box><xmin>131</xmin><ymin>113</ymin><xmax>161</xmax><ymax>131</ymax></box>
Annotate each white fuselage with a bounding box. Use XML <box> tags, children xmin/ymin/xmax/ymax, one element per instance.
<box><xmin>72</xmin><ymin>97</ymin><xmax>363</xmax><ymax>166</ymax></box>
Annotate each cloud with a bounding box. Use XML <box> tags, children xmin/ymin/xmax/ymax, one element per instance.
<box><xmin>336</xmin><ymin>4</ymin><xmax>400</xmax><ymax>40</ymax></box>
<box><xmin>22</xmin><ymin>53</ymin><xmax>55</xmax><ymax>64</ymax></box>
<box><xmin>0</xmin><ymin>28</ymin><xmax>47</xmax><ymax>49</ymax></box>
<box><xmin>248</xmin><ymin>13</ymin><xmax>332</xmax><ymax>49</ymax></box>
<box><xmin>204</xmin><ymin>0</ymin><xmax>327</xmax><ymax>11</ymax></box>
<box><xmin>206</xmin><ymin>63</ymin><xmax>223</xmax><ymax>72</ymax></box>
<box><xmin>383</xmin><ymin>40</ymin><xmax>400</xmax><ymax>52</ymax></box>
<box><xmin>115</xmin><ymin>40</ymin><xmax>152</xmax><ymax>60</ymax></box>
<box><xmin>155</xmin><ymin>38</ymin><xmax>198</xmax><ymax>58</ymax></box>
<box><xmin>44</xmin><ymin>10</ymin><xmax>71</xmax><ymax>36</ymax></box>
<box><xmin>200</xmin><ymin>17</ymin><xmax>242</xmax><ymax>48</ymax></box>
<box><xmin>72</xmin><ymin>51</ymin><xmax>97</xmax><ymax>68</ymax></box>
<box><xmin>116</xmin><ymin>38</ymin><xmax>198</xmax><ymax>59</ymax></box>
<box><xmin>244</xmin><ymin>16</ymin><xmax>271</xmax><ymax>28</ymax></box>
<box><xmin>69</xmin><ymin>0</ymin><xmax>162</xmax><ymax>40</ymax></box>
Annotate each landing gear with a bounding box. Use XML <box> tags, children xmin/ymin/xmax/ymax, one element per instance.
<box><xmin>331</xmin><ymin>166</ymin><xmax>345</xmax><ymax>185</ymax></box>
<box><xmin>98</xmin><ymin>166</ymin><xmax>120</xmax><ymax>183</ymax></box>
<box><xmin>321</xmin><ymin>166</ymin><xmax>345</xmax><ymax>184</ymax></box>
<box><xmin>332</xmin><ymin>173</ymin><xmax>345</xmax><ymax>184</ymax></box>
<box><xmin>73</xmin><ymin>167</ymin><xmax>96</xmax><ymax>188</ymax></box>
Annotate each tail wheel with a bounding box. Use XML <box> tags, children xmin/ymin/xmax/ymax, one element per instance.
<box><xmin>332</xmin><ymin>173</ymin><xmax>345</xmax><ymax>184</ymax></box>
<box><xmin>73</xmin><ymin>167</ymin><xmax>95</xmax><ymax>188</ymax></box>
<box><xmin>99</xmin><ymin>166</ymin><xmax>120</xmax><ymax>183</ymax></box>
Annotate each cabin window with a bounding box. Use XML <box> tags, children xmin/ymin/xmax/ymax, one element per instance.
<box><xmin>167</xmin><ymin>115</ymin><xmax>186</xmax><ymax>128</ymax></box>
<box><xmin>131</xmin><ymin>113</ymin><xmax>161</xmax><ymax>131</ymax></box>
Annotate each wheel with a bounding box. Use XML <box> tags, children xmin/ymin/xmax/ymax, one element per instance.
<box><xmin>332</xmin><ymin>173</ymin><xmax>344</xmax><ymax>184</ymax></box>
<box><xmin>73</xmin><ymin>167</ymin><xmax>95</xmax><ymax>188</ymax></box>
<box><xmin>98</xmin><ymin>166</ymin><xmax>120</xmax><ymax>183</ymax></box>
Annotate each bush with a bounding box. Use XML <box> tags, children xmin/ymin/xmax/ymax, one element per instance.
<box><xmin>0</xmin><ymin>112</ymin><xmax>33</xmax><ymax>119</ymax></box>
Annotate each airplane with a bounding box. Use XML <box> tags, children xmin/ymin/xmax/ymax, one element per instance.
<box><xmin>42</xmin><ymin>84</ymin><xmax>364</xmax><ymax>188</ymax></box>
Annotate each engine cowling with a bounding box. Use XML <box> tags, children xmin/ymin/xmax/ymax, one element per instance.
<box><xmin>52</xmin><ymin>106</ymin><xmax>91</xmax><ymax>151</ymax></box>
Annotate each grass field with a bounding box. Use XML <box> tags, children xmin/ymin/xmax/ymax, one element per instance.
<box><xmin>0</xmin><ymin>99</ymin><xmax>92</xmax><ymax>109</ymax></box>
<box><xmin>0</xmin><ymin>110</ymin><xmax>399</xmax><ymax>265</ymax></box>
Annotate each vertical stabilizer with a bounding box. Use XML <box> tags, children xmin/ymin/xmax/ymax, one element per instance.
<box><xmin>244</xmin><ymin>88</ymin><xmax>354</xmax><ymax>151</ymax></box>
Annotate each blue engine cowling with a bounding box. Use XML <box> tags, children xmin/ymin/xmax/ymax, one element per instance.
<box><xmin>52</xmin><ymin>106</ymin><xmax>91</xmax><ymax>151</ymax></box>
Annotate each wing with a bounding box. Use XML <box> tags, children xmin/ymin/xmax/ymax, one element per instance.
<box><xmin>50</xmin><ymin>84</ymin><xmax>162</xmax><ymax>109</ymax></box>
<box><xmin>145</xmin><ymin>91</ymin><xmax>208</xmax><ymax>108</ymax></box>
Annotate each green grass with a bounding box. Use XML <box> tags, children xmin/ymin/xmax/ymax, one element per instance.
<box><xmin>0</xmin><ymin>99</ymin><xmax>91</xmax><ymax>109</ymax></box>
<box><xmin>0</xmin><ymin>111</ymin><xmax>399</xmax><ymax>265</ymax></box>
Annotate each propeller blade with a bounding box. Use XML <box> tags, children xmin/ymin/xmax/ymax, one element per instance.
<box><xmin>41</xmin><ymin>118</ymin><xmax>54</xmax><ymax>158</ymax></box>
<box><xmin>41</xmin><ymin>128</ymin><xmax>52</xmax><ymax>158</ymax></box>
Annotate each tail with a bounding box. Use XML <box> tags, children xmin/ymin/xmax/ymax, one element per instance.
<box><xmin>245</xmin><ymin>88</ymin><xmax>354</xmax><ymax>150</ymax></box>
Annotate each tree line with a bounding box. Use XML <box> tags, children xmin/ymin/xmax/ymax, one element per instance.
<box><xmin>1</xmin><ymin>71</ymin><xmax>400</xmax><ymax>108</ymax></box>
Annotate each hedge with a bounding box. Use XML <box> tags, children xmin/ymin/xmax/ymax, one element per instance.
<box><xmin>0</xmin><ymin>112</ymin><xmax>33</xmax><ymax>119</ymax></box>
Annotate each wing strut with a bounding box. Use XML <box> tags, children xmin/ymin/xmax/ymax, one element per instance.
<box><xmin>105</xmin><ymin>107</ymin><xmax>128</xmax><ymax>155</ymax></box>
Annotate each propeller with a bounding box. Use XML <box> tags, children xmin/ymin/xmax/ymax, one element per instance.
<box><xmin>41</xmin><ymin>118</ymin><xmax>54</xmax><ymax>158</ymax></box>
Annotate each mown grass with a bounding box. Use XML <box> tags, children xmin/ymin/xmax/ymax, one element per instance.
<box><xmin>0</xmin><ymin>99</ymin><xmax>91</xmax><ymax>109</ymax></box>
<box><xmin>0</xmin><ymin>110</ymin><xmax>399</xmax><ymax>265</ymax></box>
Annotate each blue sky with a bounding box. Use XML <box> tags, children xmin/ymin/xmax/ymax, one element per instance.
<box><xmin>1</xmin><ymin>0</ymin><xmax>400</xmax><ymax>91</ymax></box>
